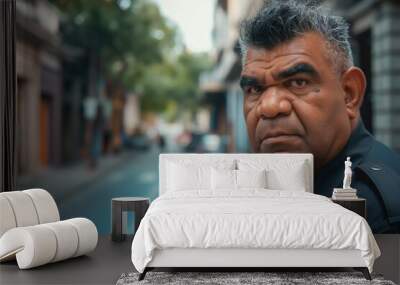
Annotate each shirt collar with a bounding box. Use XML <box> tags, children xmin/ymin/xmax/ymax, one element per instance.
<box><xmin>317</xmin><ymin>119</ymin><xmax>374</xmax><ymax>174</ymax></box>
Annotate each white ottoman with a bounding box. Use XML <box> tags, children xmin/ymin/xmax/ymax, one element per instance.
<box><xmin>0</xmin><ymin>189</ymin><xmax>98</xmax><ymax>269</ymax></box>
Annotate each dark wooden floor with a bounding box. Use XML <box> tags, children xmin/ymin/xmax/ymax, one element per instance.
<box><xmin>0</xmin><ymin>236</ymin><xmax>134</xmax><ymax>285</ymax></box>
<box><xmin>1</xmin><ymin>235</ymin><xmax>398</xmax><ymax>284</ymax></box>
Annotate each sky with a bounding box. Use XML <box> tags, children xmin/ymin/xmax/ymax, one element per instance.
<box><xmin>152</xmin><ymin>0</ymin><xmax>216</xmax><ymax>53</ymax></box>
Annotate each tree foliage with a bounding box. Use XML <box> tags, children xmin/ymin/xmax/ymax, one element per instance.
<box><xmin>51</xmin><ymin>0</ymin><xmax>211</xmax><ymax>115</ymax></box>
<box><xmin>139</xmin><ymin>51</ymin><xmax>212</xmax><ymax>114</ymax></box>
<box><xmin>52</xmin><ymin>0</ymin><xmax>175</xmax><ymax>81</ymax></box>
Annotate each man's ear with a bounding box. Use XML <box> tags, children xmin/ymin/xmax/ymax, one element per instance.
<box><xmin>341</xmin><ymin>67</ymin><xmax>366</xmax><ymax>120</ymax></box>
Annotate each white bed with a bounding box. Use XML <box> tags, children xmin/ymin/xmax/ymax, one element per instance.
<box><xmin>131</xmin><ymin>153</ymin><xmax>380</xmax><ymax>280</ymax></box>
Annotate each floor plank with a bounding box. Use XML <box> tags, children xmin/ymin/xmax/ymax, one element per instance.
<box><xmin>0</xmin><ymin>236</ymin><xmax>133</xmax><ymax>285</ymax></box>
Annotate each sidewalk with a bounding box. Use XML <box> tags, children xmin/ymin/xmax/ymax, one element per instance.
<box><xmin>17</xmin><ymin>151</ymin><xmax>137</xmax><ymax>203</ymax></box>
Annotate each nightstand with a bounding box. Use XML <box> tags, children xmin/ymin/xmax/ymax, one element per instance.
<box><xmin>331</xmin><ymin>198</ymin><xmax>366</xmax><ymax>219</ymax></box>
<box><xmin>111</xmin><ymin>197</ymin><xmax>150</xmax><ymax>242</ymax></box>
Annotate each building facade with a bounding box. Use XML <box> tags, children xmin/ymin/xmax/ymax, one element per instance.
<box><xmin>200</xmin><ymin>0</ymin><xmax>263</xmax><ymax>153</ymax></box>
<box><xmin>16</xmin><ymin>0</ymin><xmax>63</xmax><ymax>174</ymax></box>
<box><xmin>327</xmin><ymin>0</ymin><xmax>400</xmax><ymax>152</ymax></box>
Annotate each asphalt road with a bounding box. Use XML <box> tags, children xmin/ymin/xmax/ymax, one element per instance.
<box><xmin>59</xmin><ymin>147</ymin><xmax>161</xmax><ymax>235</ymax></box>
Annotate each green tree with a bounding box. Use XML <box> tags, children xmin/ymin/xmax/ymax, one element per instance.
<box><xmin>51</xmin><ymin>0</ymin><xmax>177</xmax><ymax>96</ymax></box>
<box><xmin>139</xmin><ymin>51</ymin><xmax>212</xmax><ymax>118</ymax></box>
<box><xmin>52</xmin><ymin>0</ymin><xmax>212</xmax><ymax>118</ymax></box>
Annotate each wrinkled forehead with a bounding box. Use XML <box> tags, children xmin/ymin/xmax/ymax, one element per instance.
<box><xmin>242</xmin><ymin>33</ymin><xmax>332</xmax><ymax>76</ymax></box>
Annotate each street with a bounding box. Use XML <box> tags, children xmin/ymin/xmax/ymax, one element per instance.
<box><xmin>59</xmin><ymin>147</ymin><xmax>161</xmax><ymax>235</ymax></box>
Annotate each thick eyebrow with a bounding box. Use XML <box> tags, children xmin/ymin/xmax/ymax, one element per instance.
<box><xmin>239</xmin><ymin>76</ymin><xmax>263</xmax><ymax>90</ymax></box>
<box><xmin>274</xmin><ymin>63</ymin><xmax>319</xmax><ymax>80</ymax></box>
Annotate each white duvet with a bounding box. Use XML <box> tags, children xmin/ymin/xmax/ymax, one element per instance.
<box><xmin>131</xmin><ymin>189</ymin><xmax>380</xmax><ymax>273</ymax></box>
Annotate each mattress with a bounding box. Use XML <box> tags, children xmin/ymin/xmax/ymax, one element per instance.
<box><xmin>131</xmin><ymin>189</ymin><xmax>380</xmax><ymax>273</ymax></box>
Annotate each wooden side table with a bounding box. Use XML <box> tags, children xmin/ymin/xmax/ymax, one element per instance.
<box><xmin>331</xmin><ymin>198</ymin><xmax>366</xmax><ymax>219</ymax></box>
<box><xmin>111</xmin><ymin>197</ymin><xmax>149</xmax><ymax>242</ymax></box>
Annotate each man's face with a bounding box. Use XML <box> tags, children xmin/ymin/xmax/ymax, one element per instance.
<box><xmin>241</xmin><ymin>32</ymin><xmax>353</xmax><ymax>169</ymax></box>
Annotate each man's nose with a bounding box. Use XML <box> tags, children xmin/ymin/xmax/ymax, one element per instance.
<box><xmin>256</xmin><ymin>87</ymin><xmax>292</xmax><ymax>119</ymax></box>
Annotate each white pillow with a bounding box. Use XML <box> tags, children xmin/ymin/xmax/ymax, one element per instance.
<box><xmin>166</xmin><ymin>159</ymin><xmax>236</xmax><ymax>192</ymax></box>
<box><xmin>266</xmin><ymin>165</ymin><xmax>307</xmax><ymax>191</ymax></box>
<box><xmin>236</xmin><ymin>169</ymin><xmax>267</xmax><ymax>189</ymax></box>
<box><xmin>238</xmin><ymin>159</ymin><xmax>309</xmax><ymax>192</ymax></box>
<box><xmin>211</xmin><ymin>168</ymin><xmax>236</xmax><ymax>190</ymax></box>
<box><xmin>211</xmin><ymin>168</ymin><xmax>267</xmax><ymax>190</ymax></box>
<box><xmin>167</xmin><ymin>162</ymin><xmax>211</xmax><ymax>191</ymax></box>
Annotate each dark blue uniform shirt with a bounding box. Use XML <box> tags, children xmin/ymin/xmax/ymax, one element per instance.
<box><xmin>315</xmin><ymin>120</ymin><xmax>400</xmax><ymax>233</ymax></box>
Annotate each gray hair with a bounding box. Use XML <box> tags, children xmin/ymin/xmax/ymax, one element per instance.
<box><xmin>239</xmin><ymin>0</ymin><xmax>354</xmax><ymax>73</ymax></box>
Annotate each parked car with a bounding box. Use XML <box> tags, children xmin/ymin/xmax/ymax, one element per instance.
<box><xmin>184</xmin><ymin>132</ymin><xmax>228</xmax><ymax>153</ymax></box>
<box><xmin>124</xmin><ymin>134</ymin><xmax>152</xmax><ymax>151</ymax></box>
<box><xmin>184</xmin><ymin>132</ymin><xmax>204</xmax><ymax>152</ymax></box>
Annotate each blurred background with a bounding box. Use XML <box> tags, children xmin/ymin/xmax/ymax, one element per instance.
<box><xmin>16</xmin><ymin>0</ymin><xmax>400</xmax><ymax>234</ymax></box>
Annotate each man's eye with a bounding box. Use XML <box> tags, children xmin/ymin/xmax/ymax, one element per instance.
<box><xmin>246</xmin><ymin>86</ymin><xmax>263</xmax><ymax>95</ymax></box>
<box><xmin>288</xmin><ymin>79</ymin><xmax>309</xmax><ymax>88</ymax></box>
